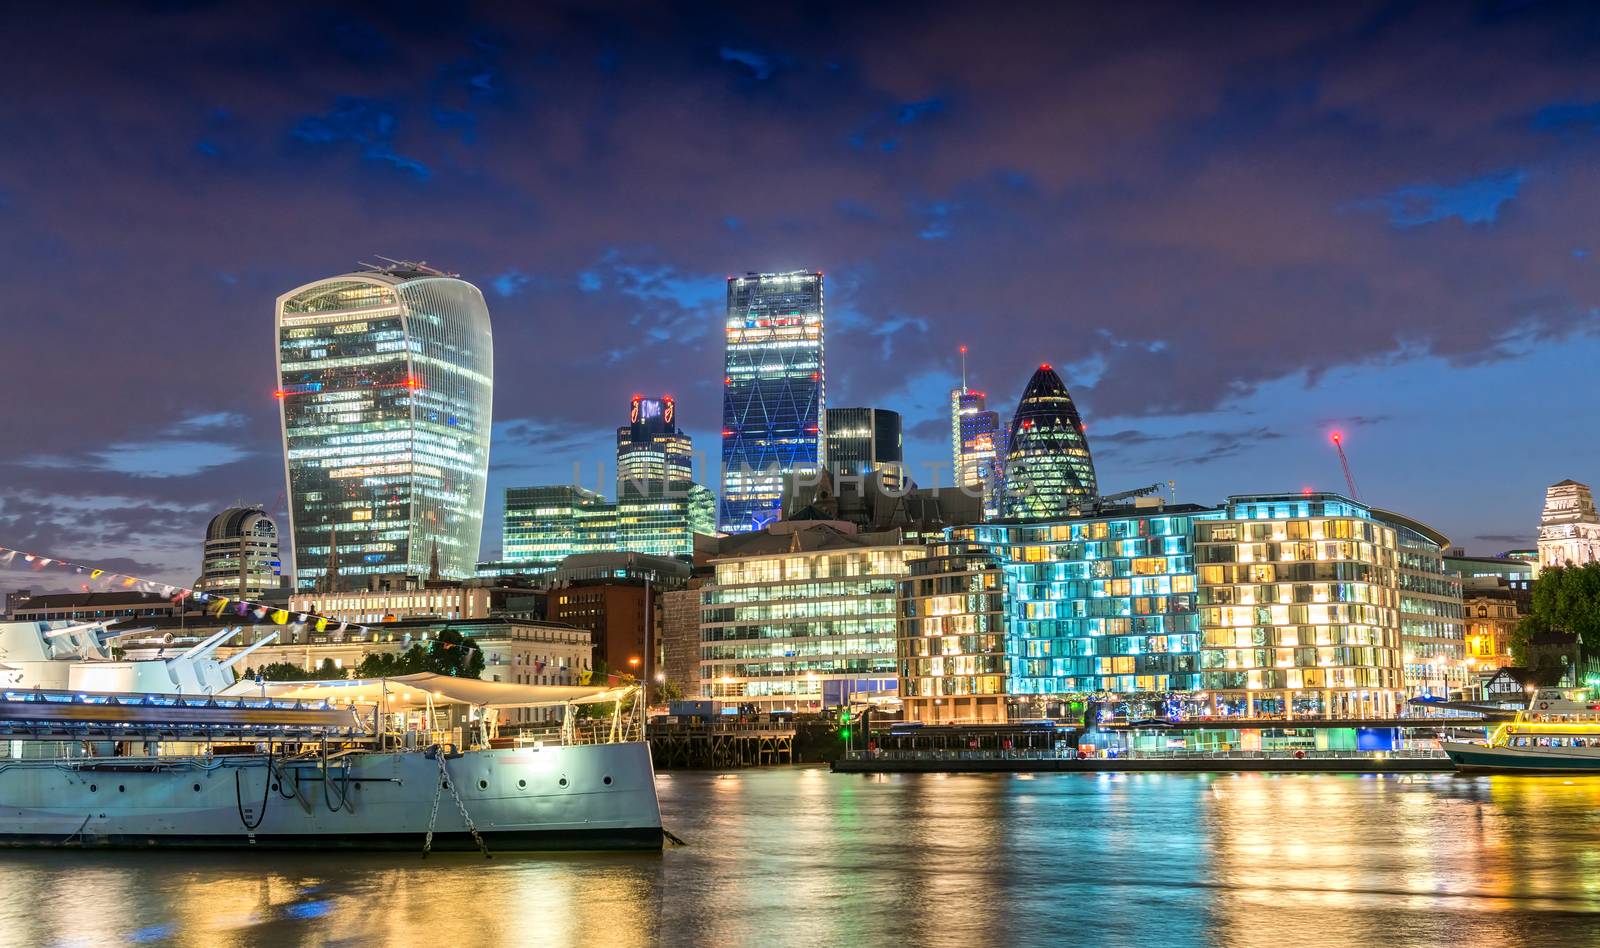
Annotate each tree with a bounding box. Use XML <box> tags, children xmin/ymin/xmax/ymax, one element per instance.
<box><xmin>246</xmin><ymin>659</ymin><xmax>341</xmax><ymax>682</ymax></box>
<box><xmin>1512</xmin><ymin>564</ymin><xmax>1600</xmax><ymax>683</ymax></box>
<box><xmin>655</xmin><ymin>678</ymin><xmax>684</xmax><ymax>705</ymax></box>
<box><xmin>352</xmin><ymin>628</ymin><xmax>485</xmax><ymax>680</ymax></box>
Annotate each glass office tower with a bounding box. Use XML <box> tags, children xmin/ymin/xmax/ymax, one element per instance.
<box><xmin>502</xmin><ymin>485</ymin><xmax>617</xmax><ymax>570</ymax></box>
<box><xmin>617</xmin><ymin>395</ymin><xmax>693</xmax><ymax>492</ymax></box>
<box><xmin>720</xmin><ymin>271</ymin><xmax>825</xmax><ymax>533</ymax></box>
<box><xmin>1001</xmin><ymin>363</ymin><xmax>1096</xmax><ymax>519</ymax></box>
<box><xmin>825</xmin><ymin>407</ymin><xmax>904</xmax><ymax>489</ymax></box>
<box><xmin>950</xmin><ymin>388</ymin><xmax>1002</xmax><ymax>518</ymax></box>
<box><xmin>275</xmin><ymin>265</ymin><xmax>493</xmax><ymax>591</ymax></box>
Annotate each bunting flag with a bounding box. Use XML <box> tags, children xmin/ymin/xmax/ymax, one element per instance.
<box><xmin>0</xmin><ymin>542</ymin><xmax>388</xmax><ymax>646</ymax></box>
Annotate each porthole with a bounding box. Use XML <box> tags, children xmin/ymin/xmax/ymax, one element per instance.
<box><xmin>478</xmin><ymin>779</ymin><xmax>488</xmax><ymax>791</ymax></box>
<box><xmin>193</xmin><ymin>783</ymin><xmax>201</xmax><ymax>792</ymax></box>
<box><xmin>89</xmin><ymin>784</ymin><xmax>97</xmax><ymax>793</ymax></box>
<box><xmin>603</xmin><ymin>776</ymin><xmax>612</xmax><ymax>786</ymax></box>
<box><xmin>271</xmin><ymin>783</ymin><xmax>279</xmax><ymax>792</ymax></box>
<box><xmin>558</xmin><ymin>777</ymin><xmax>568</xmax><ymax>788</ymax></box>
<box><xmin>118</xmin><ymin>785</ymin><xmax>125</xmax><ymax>793</ymax></box>
<box><xmin>517</xmin><ymin>779</ymin><xmax>526</xmax><ymax>789</ymax></box>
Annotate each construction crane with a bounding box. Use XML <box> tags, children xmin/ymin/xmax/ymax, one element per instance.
<box><xmin>1330</xmin><ymin>431</ymin><xmax>1360</xmax><ymax>501</ymax></box>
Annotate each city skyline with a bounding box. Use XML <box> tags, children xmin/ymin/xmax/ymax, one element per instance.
<box><xmin>5</xmin><ymin>4</ymin><xmax>1600</xmax><ymax>587</ymax></box>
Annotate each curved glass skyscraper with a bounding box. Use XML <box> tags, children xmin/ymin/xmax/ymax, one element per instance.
<box><xmin>275</xmin><ymin>265</ymin><xmax>493</xmax><ymax>591</ymax></box>
<box><xmin>1000</xmin><ymin>363</ymin><xmax>1096</xmax><ymax>519</ymax></box>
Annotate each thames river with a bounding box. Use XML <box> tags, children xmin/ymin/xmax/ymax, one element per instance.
<box><xmin>3</xmin><ymin>768</ymin><xmax>1600</xmax><ymax>946</ymax></box>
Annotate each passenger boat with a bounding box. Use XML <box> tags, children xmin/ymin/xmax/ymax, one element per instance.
<box><xmin>0</xmin><ymin>674</ymin><xmax>663</xmax><ymax>851</ymax></box>
<box><xmin>1442</xmin><ymin>688</ymin><xmax>1600</xmax><ymax>773</ymax></box>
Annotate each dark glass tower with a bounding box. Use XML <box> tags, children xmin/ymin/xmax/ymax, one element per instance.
<box><xmin>720</xmin><ymin>271</ymin><xmax>825</xmax><ymax>533</ymax></box>
<box><xmin>1000</xmin><ymin>363</ymin><xmax>1096</xmax><ymax>519</ymax></box>
<box><xmin>825</xmin><ymin>407</ymin><xmax>904</xmax><ymax>487</ymax></box>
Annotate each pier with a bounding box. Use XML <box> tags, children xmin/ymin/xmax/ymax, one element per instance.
<box><xmin>648</xmin><ymin>720</ymin><xmax>797</xmax><ymax>769</ymax></box>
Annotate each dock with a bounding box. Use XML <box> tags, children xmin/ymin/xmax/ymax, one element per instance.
<box><xmin>831</xmin><ymin>751</ymin><xmax>1454</xmax><ymax>774</ymax></box>
<box><xmin>648</xmin><ymin>720</ymin><xmax>797</xmax><ymax>769</ymax></box>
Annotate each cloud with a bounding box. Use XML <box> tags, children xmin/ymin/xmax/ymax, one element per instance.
<box><xmin>719</xmin><ymin>47</ymin><xmax>777</xmax><ymax>80</ymax></box>
<box><xmin>292</xmin><ymin>97</ymin><xmax>430</xmax><ymax>180</ymax></box>
<box><xmin>1473</xmin><ymin>534</ymin><xmax>1532</xmax><ymax>545</ymax></box>
<box><xmin>1357</xmin><ymin>169</ymin><xmax>1527</xmax><ymax>228</ymax></box>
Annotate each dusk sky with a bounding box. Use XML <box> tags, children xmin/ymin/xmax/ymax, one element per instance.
<box><xmin>3</xmin><ymin>1</ymin><xmax>1600</xmax><ymax>588</ymax></box>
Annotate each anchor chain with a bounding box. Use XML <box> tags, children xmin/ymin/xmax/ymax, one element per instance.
<box><xmin>422</xmin><ymin>749</ymin><xmax>490</xmax><ymax>859</ymax></box>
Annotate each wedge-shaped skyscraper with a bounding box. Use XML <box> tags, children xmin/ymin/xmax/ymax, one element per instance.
<box><xmin>1000</xmin><ymin>363</ymin><xmax>1096</xmax><ymax>519</ymax></box>
<box><xmin>275</xmin><ymin>263</ymin><xmax>493</xmax><ymax>591</ymax></box>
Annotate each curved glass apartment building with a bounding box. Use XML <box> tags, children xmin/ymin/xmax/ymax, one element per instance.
<box><xmin>275</xmin><ymin>265</ymin><xmax>493</xmax><ymax>591</ymax></box>
<box><xmin>1001</xmin><ymin>364</ymin><xmax>1096</xmax><ymax>520</ymax></box>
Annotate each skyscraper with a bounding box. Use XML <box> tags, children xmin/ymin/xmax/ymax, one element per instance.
<box><xmin>615</xmin><ymin>394</ymin><xmax>715</xmax><ymax>558</ymax></box>
<box><xmin>616</xmin><ymin>394</ymin><xmax>693</xmax><ymax>494</ymax></box>
<box><xmin>825</xmin><ymin>407</ymin><xmax>904</xmax><ymax>488</ymax></box>
<box><xmin>275</xmin><ymin>263</ymin><xmax>493</xmax><ymax>591</ymax></box>
<box><xmin>950</xmin><ymin>388</ymin><xmax>1002</xmax><ymax>517</ymax></box>
<box><xmin>720</xmin><ymin>270</ymin><xmax>826</xmax><ymax>533</ymax></box>
<box><xmin>194</xmin><ymin>507</ymin><xmax>283</xmax><ymax>600</ymax></box>
<box><xmin>1000</xmin><ymin>363</ymin><xmax>1096</xmax><ymax>519</ymax></box>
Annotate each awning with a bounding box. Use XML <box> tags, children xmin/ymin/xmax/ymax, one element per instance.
<box><xmin>223</xmin><ymin>673</ymin><xmax>636</xmax><ymax>710</ymax></box>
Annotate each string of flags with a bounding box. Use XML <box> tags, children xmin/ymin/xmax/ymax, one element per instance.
<box><xmin>0</xmin><ymin>543</ymin><xmax>477</xmax><ymax>658</ymax></box>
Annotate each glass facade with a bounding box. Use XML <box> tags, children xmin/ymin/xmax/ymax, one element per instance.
<box><xmin>720</xmin><ymin>271</ymin><xmax>825</xmax><ymax>533</ymax></box>
<box><xmin>1000</xmin><ymin>364</ymin><xmax>1096</xmax><ymax>519</ymax></box>
<box><xmin>617</xmin><ymin>484</ymin><xmax>717</xmax><ymax>559</ymax></box>
<box><xmin>1378</xmin><ymin>514</ymin><xmax>1465</xmax><ymax>696</ymax></box>
<box><xmin>966</xmin><ymin>493</ymin><xmax>1444</xmax><ymax>719</ymax></box>
<box><xmin>700</xmin><ymin>542</ymin><xmax>925</xmax><ymax>708</ymax></box>
<box><xmin>897</xmin><ymin>540</ymin><xmax>1008</xmax><ymax>722</ymax></box>
<box><xmin>824</xmin><ymin>407</ymin><xmax>904</xmax><ymax>489</ymax></box>
<box><xmin>196</xmin><ymin>507</ymin><xmax>282</xmax><ymax>600</ymax></box>
<box><xmin>502</xmin><ymin>485</ymin><xmax>616</xmax><ymax>569</ymax></box>
<box><xmin>275</xmin><ymin>268</ymin><xmax>493</xmax><ymax>591</ymax></box>
<box><xmin>616</xmin><ymin>395</ymin><xmax>693</xmax><ymax>492</ymax></box>
<box><xmin>973</xmin><ymin>510</ymin><xmax>1213</xmax><ymax>699</ymax></box>
<box><xmin>950</xmin><ymin>388</ymin><xmax>1002</xmax><ymax>518</ymax></box>
<box><xmin>1195</xmin><ymin>495</ymin><xmax>1405</xmax><ymax>717</ymax></box>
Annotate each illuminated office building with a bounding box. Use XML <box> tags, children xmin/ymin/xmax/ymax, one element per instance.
<box><xmin>275</xmin><ymin>263</ymin><xmax>493</xmax><ymax>591</ymax></box>
<box><xmin>699</xmin><ymin>522</ymin><xmax>924</xmax><ymax>708</ymax></box>
<box><xmin>617</xmin><ymin>394</ymin><xmax>693</xmax><ymax>493</ymax></box>
<box><xmin>1374</xmin><ymin>510</ymin><xmax>1465</xmax><ymax>697</ymax></box>
<box><xmin>972</xmin><ymin>505</ymin><xmax>1213</xmax><ymax>705</ymax></box>
<box><xmin>195</xmin><ymin>506</ymin><xmax>284</xmax><ymax>600</ymax></box>
<box><xmin>615</xmin><ymin>394</ymin><xmax>714</xmax><ymax>559</ymax></box>
<box><xmin>1194</xmin><ymin>494</ymin><xmax>1407</xmax><ymax>718</ymax></box>
<box><xmin>897</xmin><ymin>539</ymin><xmax>1008</xmax><ymax>723</ymax></box>
<box><xmin>617</xmin><ymin>486</ymin><xmax>716</xmax><ymax>559</ymax></box>
<box><xmin>1000</xmin><ymin>363</ymin><xmax>1096</xmax><ymax>520</ymax></box>
<box><xmin>950</xmin><ymin>387</ymin><xmax>1002</xmax><ymax>518</ymax></box>
<box><xmin>825</xmin><ymin>407</ymin><xmax>904</xmax><ymax>489</ymax></box>
<box><xmin>502</xmin><ymin>485</ymin><xmax>617</xmax><ymax>569</ymax></box>
<box><xmin>720</xmin><ymin>271</ymin><xmax>825</xmax><ymax>534</ymax></box>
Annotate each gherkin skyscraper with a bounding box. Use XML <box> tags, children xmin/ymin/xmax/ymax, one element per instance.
<box><xmin>1000</xmin><ymin>363</ymin><xmax>1096</xmax><ymax>519</ymax></box>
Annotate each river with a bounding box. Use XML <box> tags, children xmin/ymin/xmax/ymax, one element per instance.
<box><xmin>2</xmin><ymin>768</ymin><xmax>1599</xmax><ymax>946</ymax></box>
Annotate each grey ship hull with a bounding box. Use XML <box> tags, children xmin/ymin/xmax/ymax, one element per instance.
<box><xmin>0</xmin><ymin>741</ymin><xmax>662</xmax><ymax>852</ymax></box>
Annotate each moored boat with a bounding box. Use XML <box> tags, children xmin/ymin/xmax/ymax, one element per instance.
<box><xmin>1442</xmin><ymin>688</ymin><xmax>1600</xmax><ymax>773</ymax></box>
<box><xmin>0</xmin><ymin>676</ymin><xmax>663</xmax><ymax>851</ymax></box>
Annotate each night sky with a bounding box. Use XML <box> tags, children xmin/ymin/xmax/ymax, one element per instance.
<box><xmin>4</xmin><ymin>1</ymin><xmax>1600</xmax><ymax>587</ymax></box>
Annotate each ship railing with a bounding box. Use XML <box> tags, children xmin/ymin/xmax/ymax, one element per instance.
<box><xmin>843</xmin><ymin>747</ymin><xmax>1452</xmax><ymax>762</ymax></box>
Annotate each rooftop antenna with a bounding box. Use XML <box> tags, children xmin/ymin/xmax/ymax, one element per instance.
<box><xmin>1330</xmin><ymin>431</ymin><xmax>1361</xmax><ymax>501</ymax></box>
<box><xmin>959</xmin><ymin>345</ymin><xmax>969</xmax><ymax>394</ymax></box>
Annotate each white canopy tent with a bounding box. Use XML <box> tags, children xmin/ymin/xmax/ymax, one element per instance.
<box><xmin>224</xmin><ymin>672</ymin><xmax>636</xmax><ymax>710</ymax></box>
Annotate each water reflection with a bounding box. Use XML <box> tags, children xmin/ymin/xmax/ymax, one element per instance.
<box><xmin>1</xmin><ymin>770</ymin><xmax>1599</xmax><ymax>946</ymax></box>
